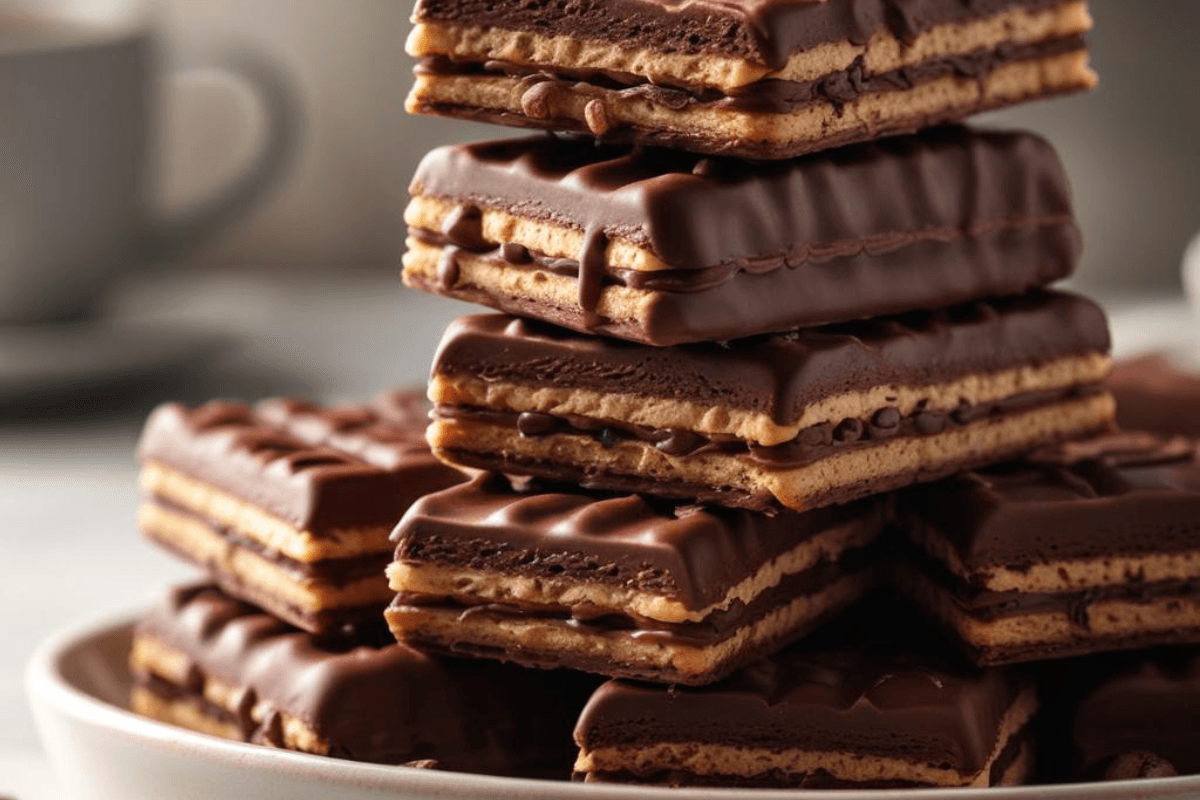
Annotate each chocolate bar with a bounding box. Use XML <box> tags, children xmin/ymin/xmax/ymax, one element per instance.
<box><xmin>896</xmin><ymin>433</ymin><xmax>1200</xmax><ymax>664</ymax></box>
<box><xmin>386</xmin><ymin>473</ymin><xmax>883</xmax><ymax>684</ymax></box>
<box><xmin>129</xmin><ymin>585</ymin><xmax>596</xmax><ymax>775</ymax></box>
<box><xmin>1108</xmin><ymin>355</ymin><xmax>1200</xmax><ymax>438</ymax></box>
<box><xmin>573</xmin><ymin>621</ymin><xmax>1036</xmax><ymax>787</ymax></box>
<box><xmin>405</xmin><ymin>128</ymin><xmax>1080</xmax><ymax>345</ymax></box>
<box><xmin>1071</xmin><ymin>648</ymin><xmax>1199</xmax><ymax>779</ymax></box>
<box><xmin>427</xmin><ymin>292</ymin><xmax>1114</xmax><ymax>512</ymax></box>
<box><xmin>136</xmin><ymin>392</ymin><xmax>464</xmax><ymax>636</ymax></box>
<box><xmin>406</xmin><ymin>0</ymin><xmax>1095</xmax><ymax>158</ymax></box>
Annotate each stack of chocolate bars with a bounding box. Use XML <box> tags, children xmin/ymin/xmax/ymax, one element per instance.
<box><xmin>127</xmin><ymin>0</ymin><xmax>1200</xmax><ymax>790</ymax></box>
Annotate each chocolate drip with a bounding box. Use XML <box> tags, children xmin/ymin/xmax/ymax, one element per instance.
<box><xmin>411</xmin><ymin>127</ymin><xmax>1079</xmax><ymax>275</ymax></box>
<box><xmin>501</xmin><ymin>242</ymin><xmax>532</xmax><ymax>264</ymax></box>
<box><xmin>437</xmin><ymin>247</ymin><xmax>461</xmax><ymax>289</ymax></box>
<box><xmin>579</xmin><ymin>223</ymin><xmax>610</xmax><ymax>326</ymax></box>
<box><xmin>440</xmin><ymin>204</ymin><xmax>489</xmax><ymax>251</ymax></box>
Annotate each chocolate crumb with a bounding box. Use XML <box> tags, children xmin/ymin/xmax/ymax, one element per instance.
<box><xmin>521</xmin><ymin>82</ymin><xmax>554</xmax><ymax>119</ymax></box>
<box><xmin>584</xmin><ymin>99</ymin><xmax>611</xmax><ymax>135</ymax></box>
<box><xmin>1103</xmin><ymin>751</ymin><xmax>1177</xmax><ymax>780</ymax></box>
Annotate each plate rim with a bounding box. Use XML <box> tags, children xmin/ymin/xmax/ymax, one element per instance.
<box><xmin>25</xmin><ymin>609</ymin><xmax>1200</xmax><ymax>800</ymax></box>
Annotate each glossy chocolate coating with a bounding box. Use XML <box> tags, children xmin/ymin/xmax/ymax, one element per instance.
<box><xmin>414</xmin><ymin>0</ymin><xmax>1069</xmax><ymax>70</ymax></box>
<box><xmin>412</xmin><ymin>128</ymin><xmax>1080</xmax><ymax>344</ymax></box>
<box><xmin>137</xmin><ymin>393</ymin><xmax>463</xmax><ymax>534</ymax></box>
<box><xmin>1073</xmin><ymin>648</ymin><xmax>1200</xmax><ymax>776</ymax></box>
<box><xmin>136</xmin><ymin>585</ymin><xmax>595</xmax><ymax>774</ymax></box>
<box><xmin>899</xmin><ymin>434</ymin><xmax>1200</xmax><ymax>570</ymax></box>
<box><xmin>394</xmin><ymin>473</ymin><xmax>884</xmax><ymax>611</ymax></box>
<box><xmin>432</xmin><ymin>291</ymin><xmax>1110</xmax><ymax>429</ymax></box>
<box><xmin>413</xmin><ymin>126</ymin><xmax>1078</xmax><ymax>275</ymax></box>
<box><xmin>575</xmin><ymin>629</ymin><xmax>1025</xmax><ymax>776</ymax></box>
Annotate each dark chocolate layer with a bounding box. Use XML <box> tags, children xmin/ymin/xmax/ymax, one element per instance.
<box><xmin>137</xmin><ymin>394</ymin><xmax>463</xmax><ymax>535</ymax></box>
<box><xmin>432</xmin><ymin>292</ymin><xmax>1110</xmax><ymax>429</ymax></box>
<box><xmin>910</xmin><ymin>545</ymin><xmax>1200</xmax><ymax>628</ymax></box>
<box><xmin>1072</xmin><ymin>649</ymin><xmax>1200</xmax><ymax>777</ymax></box>
<box><xmin>412</xmin><ymin>126</ymin><xmax>1079</xmax><ymax>274</ymax></box>
<box><xmin>414</xmin><ymin>218</ymin><xmax>1078</xmax><ymax>345</ymax></box>
<box><xmin>899</xmin><ymin>434</ymin><xmax>1200</xmax><ymax>569</ymax></box>
<box><xmin>575</xmin><ymin>622</ymin><xmax>1026</xmax><ymax>776</ymax></box>
<box><xmin>397</xmin><ymin>546</ymin><xmax>863</xmax><ymax>649</ymax></box>
<box><xmin>420</xmin><ymin>32</ymin><xmax>1086</xmax><ymax>111</ymax></box>
<box><xmin>436</xmin><ymin>384</ymin><xmax>1096</xmax><ymax>469</ymax></box>
<box><xmin>391</xmin><ymin>546</ymin><xmax>872</xmax><ymax>684</ymax></box>
<box><xmin>148</xmin><ymin>499</ymin><xmax>389</xmax><ymax>587</ymax></box>
<box><xmin>394</xmin><ymin>473</ymin><xmax>884</xmax><ymax>611</ymax></box>
<box><xmin>135</xmin><ymin>584</ymin><xmax>596</xmax><ymax>775</ymax></box>
<box><xmin>414</xmin><ymin>0</ymin><xmax>1070</xmax><ymax>70</ymax></box>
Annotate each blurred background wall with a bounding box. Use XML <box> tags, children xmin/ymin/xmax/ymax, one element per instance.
<box><xmin>150</xmin><ymin>0</ymin><xmax>1200</xmax><ymax>291</ymax></box>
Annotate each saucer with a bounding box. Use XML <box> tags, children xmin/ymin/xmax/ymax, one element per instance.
<box><xmin>0</xmin><ymin>318</ymin><xmax>233</xmax><ymax>401</ymax></box>
<box><xmin>27</xmin><ymin>612</ymin><xmax>1200</xmax><ymax>800</ymax></box>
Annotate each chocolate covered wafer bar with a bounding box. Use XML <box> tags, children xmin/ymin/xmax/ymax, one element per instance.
<box><xmin>136</xmin><ymin>393</ymin><xmax>464</xmax><ymax>636</ymax></box>
<box><xmin>405</xmin><ymin>128</ymin><xmax>1080</xmax><ymax>345</ymax></box>
<box><xmin>573</xmin><ymin>624</ymin><xmax>1037</xmax><ymax>787</ymax></box>
<box><xmin>1071</xmin><ymin>648</ymin><xmax>1200</xmax><ymax>779</ymax></box>
<box><xmin>130</xmin><ymin>585</ymin><xmax>596</xmax><ymax>775</ymax></box>
<box><xmin>386</xmin><ymin>473</ymin><xmax>883</xmax><ymax>685</ymax></box>
<box><xmin>428</xmin><ymin>292</ymin><xmax>1114</xmax><ymax>512</ymax></box>
<box><xmin>406</xmin><ymin>0</ymin><xmax>1095</xmax><ymax>158</ymax></box>
<box><xmin>1108</xmin><ymin>355</ymin><xmax>1200</xmax><ymax>438</ymax></box>
<box><xmin>896</xmin><ymin>433</ymin><xmax>1200</xmax><ymax>665</ymax></box>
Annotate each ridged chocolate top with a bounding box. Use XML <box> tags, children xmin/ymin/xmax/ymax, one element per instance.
<box><xmin>137</xmin><ymin>392</ymin><xmax>463</xmax><ymax>534</ymax></box>
<box><xmin>899</xmin><ymin>434</ymin><xmax>1200</xmax><ymax>569</ymax></box>
<box><xmin>393</xmin><ymin>474</ymin><xmax>884</xmax><ymax>610</ymax></box>
<box><xmin>414</xmin><ymin>0</ymin><xmax>1069</xmax><ymax>70</ymax></box>
<box><xmin>1073</xmin><ymin>648</ymin><xmax>1200</xmax><ymax>777</ymax></box>
<box><xmin>576</xmin><ymin>628</ymin><xmax>1023</xmax><ymax>773</ymax></box>
<box><xmin>138</xmin><ymin>585</ymin><xmax>593</xmax><ymax>773</ymax></box>
<box><xmin>411</xmin><ymin>127</ymin><xmax>1079</xmax><ymax>272</ymax></box>
<box><xmin>432</xmin><ymin>291</ymin><xmax>1110</xmax><ymax>429</ymax></box>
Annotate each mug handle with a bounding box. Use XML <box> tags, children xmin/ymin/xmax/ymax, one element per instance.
<box><xmin>141</xmin><ymin>47</ymin><xmax>303</xmax><ymax>266</ymax></box>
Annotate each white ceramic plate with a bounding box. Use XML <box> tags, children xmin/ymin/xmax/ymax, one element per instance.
<box><xmin>26</xmin><ymin>612</ymin><xmax>1200</xmax><ymax>800</ymax></box>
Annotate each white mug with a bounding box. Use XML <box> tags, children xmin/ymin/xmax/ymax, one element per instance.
<box><xmin>0</xmin><ymin>0</ymin><xmax>300</xmax><ymax>325</ymax></box>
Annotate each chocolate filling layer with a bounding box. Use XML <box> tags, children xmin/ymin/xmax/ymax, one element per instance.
<box><xmin>145</xmin><ymin>497</ymin><xmax>390</xmax><ymax>587</ymax></box>
<box><xmin>912</xmin><ymin>546</ymin><xmax>1200</xmax><ymax>629</ymax></box>
<box><xmin>395</xmin><ymin>474</ymin><xmax>883</xmax><ymax>610</ymax></box>
<box><xmin>436</xmin><ymin>385</ymin><xmax>1098</xmax><ymax>469</ymax></box>
<box><xmin>394</xmin><ymin>546</ymin><xmax>871</xmax><ymax>649</ymax></box>
<box><xmin>418</xmin><ymin>34</ymin><xmax>1086</xmax><ymax>114</ymax></box>
<box><xmin>414</xmin><ymin>218</ymin><xmax>1073</xmax><ymax>295</ymax></box>
<box><xmin>432</xmin><ymin>295</ymin><xmax>1109</xmax><ymax>427</ymax></box>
